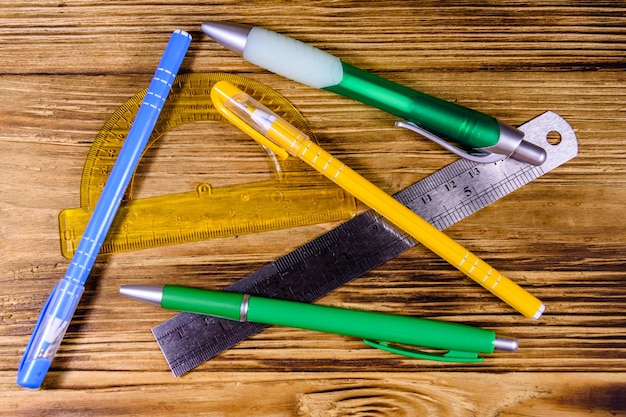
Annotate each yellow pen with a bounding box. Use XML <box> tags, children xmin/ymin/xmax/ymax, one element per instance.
<box><xmin>211</xmin><ymin>81</ymin><xmax>544</xmax><ymax>320</ymax></box>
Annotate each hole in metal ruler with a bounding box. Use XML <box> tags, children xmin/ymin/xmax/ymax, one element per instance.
<box><xmin>546</xmin><ymin>130</ymin><xmax>562</xmax><ymax>146</ymax></box>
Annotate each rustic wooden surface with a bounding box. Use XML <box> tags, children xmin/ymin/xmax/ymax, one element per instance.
<box><xmin>1</xmin><ymin>1</ymin><xmax>625</xmax><ymax>415</ymax></box>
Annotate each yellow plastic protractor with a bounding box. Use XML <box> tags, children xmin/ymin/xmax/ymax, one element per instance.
<box><xmin>59</xmin><ymin>73</ymin><xmax>356</xmax><ymax>258</ymax></box>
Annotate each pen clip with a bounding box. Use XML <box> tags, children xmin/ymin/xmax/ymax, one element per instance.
<box><xmin>210</xmin><ymin>81</ymin><xmax>290</xmax><ymax>160</ymax></box>
<box><xmin>395</xmin><ymin>121</ymin><xmax>505</xmax><ymax>164</ymax></box>
<box><xmin>363</xmin><ymin>340</ymin><xmax>484</xmax><ymax>363</ymax></box>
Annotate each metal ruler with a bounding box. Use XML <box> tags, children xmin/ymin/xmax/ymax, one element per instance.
<box><xmin>58</xmin><ymin>73</ymin><xmax>356</xmax><ymax>258</ymax></box>
<box><xmin>153</xmin><ymin>111</ymin><xmax>577</xmax><ymax>376</ymax></box>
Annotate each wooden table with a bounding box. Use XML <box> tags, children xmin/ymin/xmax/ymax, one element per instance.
<box><xmin>2</xmin><ymin>2</ymin><xmax>625</xmax><ymax>415</ymax></box>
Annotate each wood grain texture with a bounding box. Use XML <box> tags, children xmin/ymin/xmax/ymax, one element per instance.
<box><xmin>1</xmin><ymin>1</ymin><xmax>625</xmax><ymax>415</ymax></box>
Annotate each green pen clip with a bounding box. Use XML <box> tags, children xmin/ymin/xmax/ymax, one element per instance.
<box><xmin>364</xmin><ymin>340</ymin><xmax>484</xmax><ymax>363</ymax></box>
<box><xmin>395</xmin><ymin>121</ymin><xmax>505</xmax><ymax>164</ymax></box>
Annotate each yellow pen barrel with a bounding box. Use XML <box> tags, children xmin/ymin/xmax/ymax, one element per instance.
<box><xmin>270</xmin><ymin>128</ymin><xmax>543</xmax><ymax>319</ymax></box>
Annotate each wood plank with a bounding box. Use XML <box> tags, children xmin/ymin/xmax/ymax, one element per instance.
<box><xmin>0</xmin><ymin>2</ymin><xmax>624</xmax><ymax>74</ymax></box>
<box><xmin>2</xmin><ymin>372</ymin><xmax>625</xmax><ymax>416</ymax></box>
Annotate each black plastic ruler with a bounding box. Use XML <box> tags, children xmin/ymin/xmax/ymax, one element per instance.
<box><xmin>152</xmin><ymin>111</ymin><xmax>578</xmax><ymax>376</ymax></box>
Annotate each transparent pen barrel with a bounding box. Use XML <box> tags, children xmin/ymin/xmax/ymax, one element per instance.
<box><xmin>17</xmin><ymin>279</ymin><xmax>84</xmax><ymax>388</ymax></box>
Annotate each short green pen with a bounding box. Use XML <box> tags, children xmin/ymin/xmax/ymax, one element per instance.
<box><xmin>120</xmin><ymin>285</ymin><xmax>518</xmax><ymax>362</ymax></box>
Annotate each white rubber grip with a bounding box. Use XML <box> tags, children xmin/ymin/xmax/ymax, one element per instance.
<box><xmin>243</xmin><ymin>27</ymin><xmax>344</xmax><ymax>89</ymax></box>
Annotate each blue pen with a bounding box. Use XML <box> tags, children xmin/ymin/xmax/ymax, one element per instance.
<box><xmin>16</xmin><ymin>29</ymin><xmax>192</xmax><ymax>389</ymax></box>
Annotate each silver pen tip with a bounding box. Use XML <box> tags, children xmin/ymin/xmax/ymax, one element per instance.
<box><xmin>493</xmin><ymin>336</ymin><xmax>519</xmax><ymax>352</ymax></box>
<box><xmin>201</xmin><ymin>21</ymin><xmax>252</xmax><ymax>55</ymax></box>
<box><xmin>119</xmin><ymin>285</ymin><xmax>163</xmax><ymax>306</ymax></box>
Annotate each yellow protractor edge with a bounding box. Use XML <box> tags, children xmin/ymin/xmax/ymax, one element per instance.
<box><xmin>79</xmin><ymin>72</ymin><xmax>318</xmax><ymax>210</ymax></box>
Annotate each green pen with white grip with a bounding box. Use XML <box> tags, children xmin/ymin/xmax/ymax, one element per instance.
<box><xmin>120</xmin><ymin>284</ymin><xmax>519</xmax><ymax>362</ymax></box>
<box><xmin>201</xmin><ymin>21</ymin><xmax>547</xmax><ymax>166</ymax></box>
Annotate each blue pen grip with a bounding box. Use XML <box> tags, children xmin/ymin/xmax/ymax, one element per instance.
<box><xmin>17</xmin><ymin>30</ymin><xmax>192</xmax><ymax>389</ymax></box>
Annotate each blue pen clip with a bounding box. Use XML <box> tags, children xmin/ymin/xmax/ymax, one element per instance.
<box><xmin>364</xmin><ymin>340</ymin><xmax>484</xmax><ymax>363</ymax></box>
